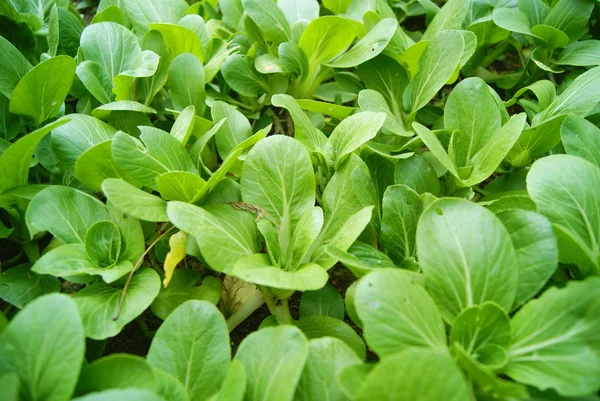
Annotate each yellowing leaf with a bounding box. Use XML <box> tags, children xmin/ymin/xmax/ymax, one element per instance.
<box><xmin>163</xmin><ymin>231</ymin><xmax>188</xmax><ymax>287</ymax></box>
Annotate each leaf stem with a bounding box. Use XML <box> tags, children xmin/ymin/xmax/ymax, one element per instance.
<box><xmin>226</xmin><ymin>290</ymin><xmax>265</xmax><ymax>332</ymax></box>
<box><xmin>112</xmin><ymin>223</ymin><xmax>175</xmax><ymax>321</ymax></box>
<box><xmin>262</xmin><ymin>290</ymin><xmax>293</xmax><ymax>325</ymax></box>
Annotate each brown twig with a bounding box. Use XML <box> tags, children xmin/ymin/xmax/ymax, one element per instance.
<box><xmin>112</xmin><ymin>223</ymin><xmax>175</xmax><ymax>321</ymax></box>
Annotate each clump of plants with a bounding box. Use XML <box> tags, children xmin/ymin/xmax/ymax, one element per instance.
<box><xmin>1</xmin><ymin>0</ymin><xmax>600</xmax><ymax>400</ymax></box>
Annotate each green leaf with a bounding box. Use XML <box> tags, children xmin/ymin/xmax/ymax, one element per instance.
<box><xmin>449</xmin><ymin>302</ymin><xmax>510</xmax><ymax>367</ymax></box>
<box><xmin>73</xmin><ymin>268</ymin><xmax>161</xmax><ymax>339</ymax></box>
<box><xmin>271</xmin><ymin>94</ymin><xmax>327</xmax><ymax>151</ymax></box>
<box><xmin>212</xmin><ymin>360</ymin><xmax>246</xmax><ymax>401</ymax></box>
<box><xmin>148</xmin><ymin>301</ymin><xmax>230</xmax><ymax>401</ymax></box>
<box><xmin>219</xmin><ymin>0</ymin><xmax>244</xmax><ymax>29</ymax></box>
<box><xmin>544</xmin><ymin>0</ymin><xmax>594</xmax><ymax>41</ymax></box>
<box><xmin>32</xmin><ymin>244</ymin><xmax>132</xmax><ymax>283</ymax></box>
<box><xmin>322</xmin><ymin>0</ymin><xmax>352</xmax><ymax>14</ymax></box>
<box><xmin>422</xmin><ymin>0</ymin><xmax>469</xmax><ymax>40</ymax></box>
<box><xmin>299</xmin><ymin>16</ymin><xmax>356</xmax><ymax>65</ymax></box>
<box><xmin>242</xmin><ymin>0</ymin><xmax>291</xmax><ymax>43</ymax></box>
<box><xmin>76</xmin><ymin>354</ymin><xmax>155</xmax><ymax>394</ymax></box>
<box><xmin>112</xmin><ymin>129</ymin><xmax>196</xmax><ymax>191</ymax></box>
<box><xmin>72</xmin><ymin>389</ymin><xmax>166</xmax><ymax>401</ymax></box>
<box><xmin>504</xmin><ymin>277</ymin><xmax>600</xmax><ymax>397</ymax></box>
<box><xmin>26</xmin><ymin>186</ymin><xmax>108</xmax><ymax>244</ymax></box>
<box><xmin>295</xmin><ymin>315</ymin><xmax>366</xmax><ymax>360</ymax></box>
<box><xmin>222</xmin><ymin>54</ymin><xmax>270</xmax><ymax>97</ymax></box>
<box><xmin>0</xmin><ymin>119</ymin><xmax>67</xmax><ymax>192</ymax></box>
<box><xmin>0</xmin><ymin>35</ymin><xmax>32</xmax><ymax>98</ymax></box>
<box><xmin>170</xmin><ymin>106</ymin><xmax>195</xmax><ymax>145</ymax></box>
<box><xmin>9</xmin><ymin>56</ymin><xmax>75</xmax><ymax>125</ymax></box>
<box><xmin>527</xmin><ymin>154</ymin><xmax>600</xmax><ymax>276</ymax></box>
<box><xmin>355</xmin><ymin>349</ymin><xmax>470</xmax><ymax>401</ymax></box>
<box><xmin>326</xmin><ymin>19</ymin><xmax>397</xmax><ymax>68</ymax></box>
<box><xmin>493</xmin><ymin>8</ymin><xmax>534</xmax><ymax>36</ymax></box>
<box><xmin>123</xmin><ymin>0</ymin><xmax>188</xmax><ymax>34</ymax></box>
<box><xmin>394</xmin><ymin>154</ymin><xmax>441</xmax><ymax>196</ymax></box>
<box><xmin>233</xmin><ymin>254</ymin><xmax>329</xmax><ymax>290</ymax></box>
<box><xmin>497</xmin><ymin>210</ymin><xmax>558</xmax><ymax>309</ymax></box>
<box><xmin>0</xmin><ymin>264</ymin><xmax>60</xmax><ymax>309</ymax></box>
<box><xmin>561</xmin><ymin>114</ymin><xmax>600</xmax><ymax>168</ymax></box>
<box><xmin>326</xmin><ymin>242</ymin><xmax>396</xmax><ymax>278</ymax></box>
<box><xmin>278</xmin><ymin>42</ymin><xmax>308</xmax><ymax>80</ymax></box>
<box><xmin>235</xmin><ymin>326</ymin><xmax>308</xmax><ymax>401</ymax></box>
<box><xmin>92</xmin><ymin>101</ymin><xmax>157</xmax><ymax>120</ymax></box>
<box><xmin>156</xmin><ymin>171</ymin><xmax>207</xmax><ymax>202</ymax></box>
<box><xmin>278</xmin><ymin>0</ymin><xmax>319</xmax><ymax>24</ymax></box>
<box><xmin>556</xmin><ymin>40</ymin><xmax>600</xmax><ymax>66</ymax></box>
<box><xmin>153</xmin><ymin>368</ymin><xmax>190</xmax><ymax>401</ymax></box>
<box><xmin>84</xmin><ymin>220</ymin><xmax>122</xmax><ymax>269</ymax></box>
<box><xmin>295</xmin><ymin>99</ymin><xmax>355</xmax><ymax>120</ymax></box>
<box><xmin>102</xmin><ymin>179</ymin><xmax>168</xmax><ymax>222</ymax></box>
<box><xmin>75</xmin><ymin>141</ymin><xmax>124</xmax><ymax>192</ymax></box>
<box><xmin>168</xmin><ymin>203</ymin><xmax>260</xmax><ymax>273</ymax></box>
<box><xmin>241</xmin><ymin>135</ymin><xmax>315</xmax><ymax>228</ymax></box>
<box><xmin>403</xmin><ymin>30</ymin><xmax>464</xmax><ymax>113</ymax></box>
<box><xmin>290</xmin><ymin>207</ymin><xmax>324</xmax><ymax>269</ymax></box>
<box><xmin>211</xmin><ymin>101</ymin><xmax>253</xmax><ymax>159</ymax></box>
<box><xmin>326</xmin><ymin>111</ymin><xmax>386</xmax><ymax>167</ymax></box>
<box><xmin>51</xmin><ymin>114</ymin><xmax>116</xmax><ymax>172</ymax></box>
<box><xmin>0</xmin><ymin>294</ymin><xmax>84</xmax><ymax>401</ymax></box>
<box><xmin>356</xmin><ymin>269</ymin><xmax>446</xmax><ymax>357</ymax></box>
<box><xmin>299</xmin><ymin>283</ymin><xmax>345</xmax><ymax>320</ymax></box>
<box><xmin>293</xmin><ymin>338</ymin><xmax>362</xmax><ymax>401</ymax></box>
<box><xmin>149</xmin><ymin>23</ymin><xmax>204</xmax><ymax>62</ymax></box>
<box><xmin>416</xmin><ymin>199</ymin><xmax>519</xmax><ymax>323</ymax></box>
<box><xmin>151</xmin><ymin>270</ymin><xmax>221</xmax><ymax>320</ymax></box>
<box><xmin>380</xmin><ymin>184</ymin><xmax>423</xmax><ymax>264</ymax></box>
<box><xmin>167</xmin><ymin>53</ymin><xmax>206</xmax><ymax>114</ymax></box>
<box><xmin>0</xmin><ymin>373</ymin><xmax>18</xmax><ymax>401</ymax></box>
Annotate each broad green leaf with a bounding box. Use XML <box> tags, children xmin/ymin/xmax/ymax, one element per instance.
<box><xmin>295</xmin><ymin>99</ymin><xmax>355</xmax><ymax>120</ymax></box>
<box><xmin>450</xmin><ymin>302</ymin><xmax>510</xmax><ymax>367</ymax></box>
<box><xmin>355</xmin><ymin>349</ymin><xmax>470</xmax><ymax>401</ymax></box>
<box><xmin>0</xmin><ymin>373</ymin><xmax>18</xmax><ymax>401</ymax></box>
<box><xmin>497</xmin><ymin>210</ymin><xmax>558</xmax><ymax>309</ymax></box>
<box><xmin>504</xmin><ymin>277</ymin><xmax>600</xmax><ymax>397</ymax></box>
<box><xmin>123</xmin><ymin>0</ymin><xmax>188</xmax><ymax>34</ymax></box>
<box><xmin>168</xmin><ymin>54</ymin><xmax>206</xmax><ymax>114</ymax></box>
<box><xmin>156</xmin><ymin>171</ymin><xmax>207</xmax><ymax>202</ymax></box>
<box><xmin>170</xmin><ymin>106</ymin><xmax>195</xmax><ymax>144</ymax></box>
<box><xmin>211</xmin><ymin>101</ymin><xmax>253</xmax><ymax>159</ymax></box>
<box><xmin>151</xmin><ymin>270</ymin><xmax>221</xmax><ymax>319</ymax></box>
<box><xmin>92</xmin><ymin>101</ymin><xmax>157</xmax><ymax>120</ymax></box>
<box><xmin>561</xmin><ymin>114</ymin><xmax>600</xmax><ymax>168</ymax></box>
<box><xmin>91</xmin><ymin>5</ymin><xmax>125</xmax><ymax>24</ymax></box>
<box><xmin>507</xmin><ymin>114</ymin><xmax>566</xmax><ymax>167</ymax></box>
<box><xmin>148</xmin><ymin>301</ymin><xmax>230</xmax><ymax>401</ymax></box>
<box><xmin>299</xmin><ymin>16</ymin><xmax>356</xmax><ymax>65</ymax></box>
<box><xmin>167</xmin><ymin>202</ymin><xmax>260</xmax><ymax>273</ymax></box>
<box><xmin>417</xmin><ymin>199</ymin><xmax>519</xmax><ymax>322</ymax></box>
<box><xmin>356</xmin><ymin>269</ymin><xmax>446</xmax><ymax>357</ymax></box>
<box><xmin>556</xmin><ymin>40</ymin><xmax>600</xmax><ymax>66</ymax></box>
<box><xmin>293</xmin><ymin>338</ymin><xmax>362</xmax><ymax>401</ymax></box>
<box><xmin>149</xmin><ymin>24</ymin><xmax>204</xmax><ymax>61</ymax></box>
<box><xmin>326</xmin><ymin>242</ymin><xmax>396</xmax><ymax>278</ymax></box>
<box><xmin>0</xmin><ymin>35</ymin><xmax>32</xmax><ymax>98</ymax></box>
<box><xmin>322</xmin><ymin>0</ymin><xmax>352</xmax><ymax>14</ymax></box>
<box><xmin>493</xmin><ymin>8</ymin><xmax>533</xmax><ymax>36</ymax></box>
<box><xmin>544</xmin><ymin>0</ymin><xmax>594</xmax><ymax>41</ymax></box>
<box><xmin>403</xmin><ymin>30</ymin><xmax>464</xmax><ymax>113</ymax></box>
<box><xmin>422</xmin><ymin>0</ymin><xmax>469</xmax><ymax>40</ymax></box>
<box><xmin>51</xmin><ymin>114</ymin><xmax>116</xmax><ymax>172</ymax></box>
<box><xmin>527</xmin><ymin>155</ymin><xmax>600</xmax><ymax>276</ymax></box>
<box><xmin>242</xmin><ymin>0</ymin><xmax>291</xmax><ymax>43</ymax></box>
<box><xmin>212</xmin><ymin>360</ymin><xmax>246</xmax><ymax>401</ymax></box>
<box><xmin>278</xmin><ymin>0</ymin><xmax>319</xmax><ymax>25</ymax></box>
<box><xmin>290</xmin><ymin>207</ymin><xmax>323</xmax><ymax>269</ymax></box>
<box><xmin>278</xmin><ymin>42</ymin><xmax>308</xmax><ymax>80</ymax></box>
<box><xmin>222</xmin><ymin>54</ymin><xmax>270</xmax><ymax>97</ymax></box>
<box><xmin>9</xmin><ymin>56</ymin><xmax>75</xmax><ymax>125</ymax></box>
<box><xmin>327</xmin><ymin>111</ymin><xmax>386</xmax><ymax>166</ymax></box>
<box><xmin>0</xmin><ymin>294</ymin><xmax>84</xmax><ymax>401</ymax></box>
<box><xmin>519</xmin><ymin>0</ymin><xmax>549</xmax><ymax>26</ymax></box>
<box><xmin>0</xmin><ymin>264</ymin><xmax>60</xmax><ymax>309</ymax></box>
<box><xmin>26</xmin><ymin>186</ymin><xmax>108</xmax><ymax>244</ymax></box>
<box><xmin>235</xmin><ymin>326</ymin><xmax>308</xmax><ymax>401</ymax></box>
<box><xmin>75</xmin><ymin>141</ymin><xmax>124</xmax><ymax>192</ymax></box>
<box><xmin>233</xmin><ymin>254</ymin><xmax>328</xmax><ymax>290</ymax></box>
<box><xmin>294</xmin><ymin>315</ymin><xmax>366</xmax><ymax>359</ymax></box>
<box><xmin>358</xmin><ymin>89</ymin><xmax>407</xmax><ymax>136</ymax></box>
<box><xmin>538</xmin><ymin>66</ymin><xmax>600</xmax><ymax>122</ymax></box>
<box><xmin>84</xmin><ymin>220</ymin><xmax>122</xmax><ymax>269</ymax></box>
<box><xmin>0</xmin><ymin>119</ymin><xmax>67</xmax><ymax>192</ymax></box>
<box><xmin>299</xmin><ymin>283</ymin><xmax>345</xmax><ymax>320</ymax></box>
<box><xmin>112</xmin><ymin>129</ymin><xmax>197</xmax><ymax>191</ymax></box>
<box><xmin>153</xmin><ymin>368</ymin><xmax>191</xmax><ymax>401</ymax></box>
<box><xmin>531</xmin><ymin>24</ymin><xmax>569</xmax><ymax>48</ymax></box>
<box><xmin>325</xmin><ymin>19</ymin><xmax>397</xmax><ymax>68</ymax></box>
<box><xmin>72</xmin><ymin>389</ymin><xmax>166</xmax><ymax>401</ymax></box>
<box><xmin>73</xmin><ymin>268</ymin><xmax>161</xmax><ymax>340</ymax></box>
<box><xmin>76</xmin><ymin>354</ymin><xmax>155</xmax><ymax>394</ymax></box>
<box><xmin>271</xmin><ymin>94</ymin><xmax>327</xmax><ymax>151</ymax></box>
<box><xmin>32</xmin><ymin>244</ymin><xmax>132</xmax><ymax>283</ymax></box>
<box><xmin>241</xmin><ymin>135</ymin><xmax>315</xmax><ymax>227</ymax></box>
<box><xmin>394</xmin><ymin>154</ymin><xmax>440</xmax><ymax>196</ymax></box>
<box><xmin>102</xmin><ymin>179</ymin><xmax>168</xmax><ymax>222</ymax></box>
<box><xmin>219</xmin><ymin>0</ymin><xmax>244</xmax><ymax>29</ymax></box>
<box><xmin>76</xmin><ymin>61</ymin><xmax>112</xmax><ymax>104</ymax></box>
<box><xmin>504</xmin><ymin>79</ymin><xmax>556</xmax><ymax>110</ymax></box>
